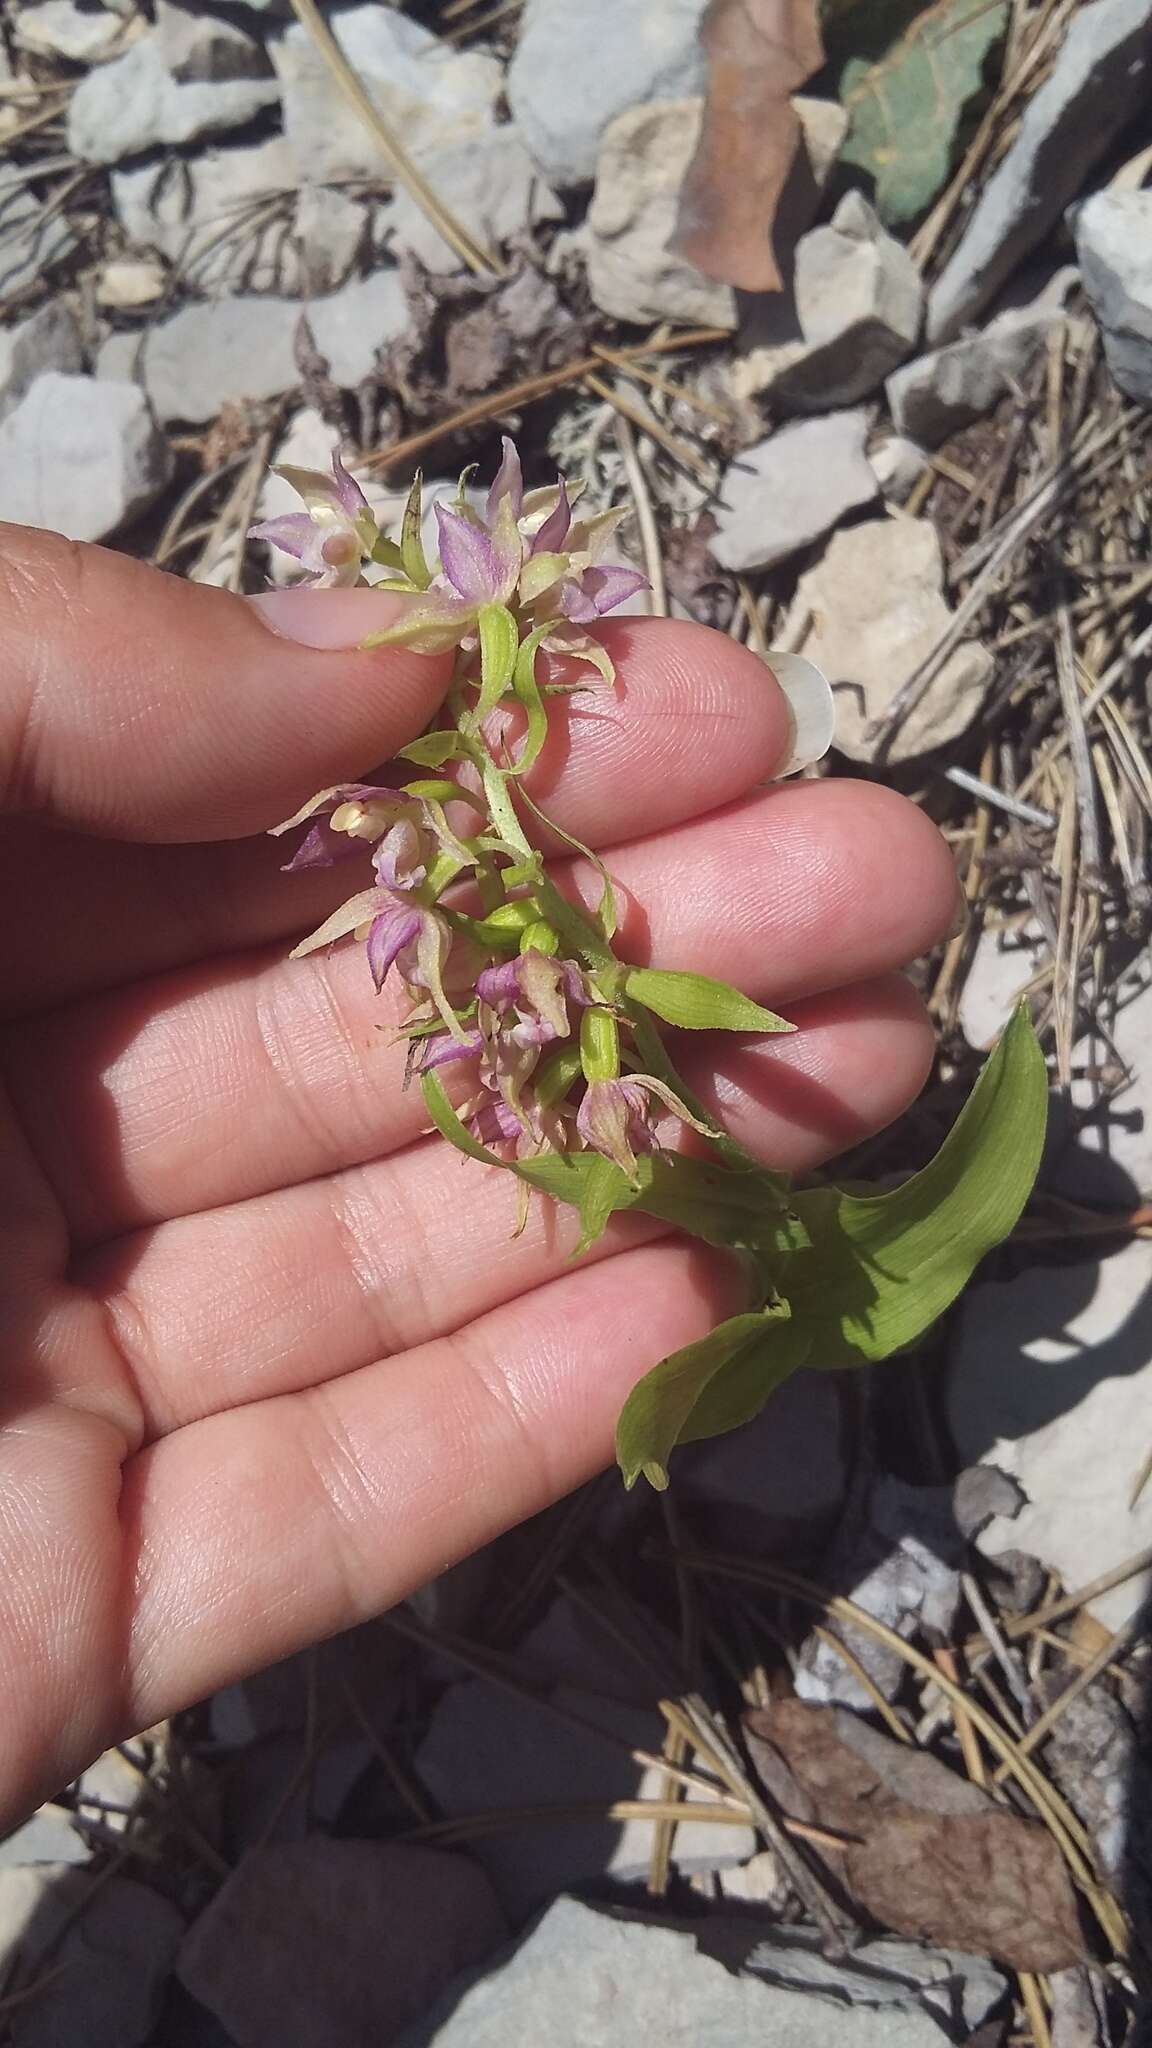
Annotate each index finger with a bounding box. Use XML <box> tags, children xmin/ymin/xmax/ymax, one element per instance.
<box><xmin>0</xmin><ymin>524</ymin><xmax>452</xmax><ymax>841</ymax></box>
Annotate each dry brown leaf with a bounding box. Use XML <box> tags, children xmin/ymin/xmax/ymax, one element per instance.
<box><xmin>746</xmin><ymin>1700</ymin><xmax>1086</xmax><ymax>1971</ymax></box>
<box><xmin>671</xmin><ymin>0</ymin><xmax>825</xmax><ymax>293</ymax></box>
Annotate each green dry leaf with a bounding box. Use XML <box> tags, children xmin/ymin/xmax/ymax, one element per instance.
<box><xmin>839</xmin><ymin>0</ymin><xmax>1009</xmax><ymax>224</ymax></box>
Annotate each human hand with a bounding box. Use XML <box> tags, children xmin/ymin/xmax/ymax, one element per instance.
<box><xmin>0</xmin><ymin>523</ymin><xmax>956</xmax><ymax>1828</ymax></box>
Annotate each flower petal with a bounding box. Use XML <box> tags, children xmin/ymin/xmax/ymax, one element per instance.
<box><xmin>530</xmin><ymin>480</ymin><xmax>571</xmax><ymax>556</ymax></box>
<box><xmin>248</xmin><ymin>513</ymin><xmax>323</xmax><ymax>565</ymax></box>
<box><xmin>270</xmin><ymin>784</ymin><xmax>398</xmax><ymax>837</ymax></box>
<box><xmin>280</xmin><ymin>820</ymin><xmax>364</xmax><ymax>871</ymax></box>
<box><xmin>419</xmin><ymin>1028</ymin><xmax>484</xmax><ymax>1072</ymax></box>
<box><xmin>582</xmin><ymin>565</ymin><xmax>648</xmax><ymax>616</ymax></box>
<box><xmin>435</xmin><ymin>504</ymin><xmax>504</xmax><ymax>604</ymax></box>
<box><xmin>367</xmin><ymin>906</ymin><xmax>422</xmax><ymax>992</ymax></box>
<box><xmin>331</xmin><ymin>451</ymin><xmax>371</xmax><ymax>523</ymax></box>
<box><xmin>486</xmin><ymin>436</ymin><xmax>524</xmax><ymax>523</ymax></box>
<box><xmin>372</xmin><ymin>818</ymin><xmax>427</xmax><ymax>892</ymax></box>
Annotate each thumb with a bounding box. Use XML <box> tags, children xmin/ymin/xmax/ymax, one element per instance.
<box><xmin>0</xmin><ymin>524</ymin><xmax>453</xmax><ymax>841</ymax></box>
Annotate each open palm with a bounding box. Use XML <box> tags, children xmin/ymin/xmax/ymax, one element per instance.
<box><xmin>0</xmin><ymin>525</ymin><xmax>956</xmax><ymax>1829</ymax></box>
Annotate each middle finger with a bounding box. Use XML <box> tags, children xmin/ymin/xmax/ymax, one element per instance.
<box><xmin>7</xmin><ymin>781</ymin><xmax>955</xmax><ymax>1242</ymax></box>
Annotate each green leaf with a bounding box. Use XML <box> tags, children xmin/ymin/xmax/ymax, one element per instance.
<box><xmin>514</xmin><ymin>1148</ymin><xmax>797</xmax><ymax>1261</ymax></box>
<box><xmin>615</xmin><ymin>1308</ymin><xmax>810</xmax><ymax>1490</ymax></box>
<box><xmin>400</xmin><ymin>471</ymin><xmax>431</xmax><ymax>589</ymax></box>
<box><xmin>788</xmin><ymin>1003</ymin><xmax>1047</xmax><ymax>1365</ymax></box>
<box><xmin>626</xmin><ymin>968</ymin><xmax>794</xmax><ymax>1035</ymax></box>
<box><xmin>840</xmin><ymin>0</ymin><xmax>1009</xmax><ymax>224</ymax></box>
<box><xmin>574</xmin><ymin>1152</ymin><xmax>629</xmax><ymax>1254</ymax></box>
<box><xmin>398</xmin><ymin>731</ymin><xmax>467</xmax><ymax>768</ymax></box>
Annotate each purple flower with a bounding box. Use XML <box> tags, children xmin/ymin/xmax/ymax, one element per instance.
<box><xmin>476</xmin><ymin>951</ymin><xmax>588</xmax><ymax>1049</ymax></box>
<box><xmin>250</xmin><ymin>454</ymin><xmax>378</xmax><ymax>588</ymax></box>
<box><xmin>576</xmin><ymin>1073</ymin><xmax>718</xmax><ymax>1181</ymax></box>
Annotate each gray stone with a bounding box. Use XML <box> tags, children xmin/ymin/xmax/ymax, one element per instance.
<box><xmin>384</xmin><ymin>127</ymin><xmax>562</xmax><ymax>276</ymax></box>
<box><xmin>272</xmin><ymin>5</ymin><xmax>501</xmax><ymax>187</ymax></box>
<box><xmin>947</xmin><ymin>1238</ymin><xmax>1152</xmax><ymax>1628</ymax></box>
<box><xmin>1073</xmin><ymin>187</ymin><xmax>1152</xmax><ymax>404</ymax></box>
<box><xmin>744</xmin><ymin>1928</ymin><xmax>1007</xmax><ymax>2034</ymax></box>
<box><xmin>416</xmin><ymin>1596</ymin><xmax>755</xmax><ymax>1919</ymax></box>
<box><xmin>0</xmin><ymin>301</ymin><xmax>83</xmax><ymax>416</ymax></box>
<box><xmin>113</xmin><ymin>137</ymin><xmax>300</xmax><ymax>296</ymax></box>
<box><xmin>68</xmin><ymin>32</ymin><xmax>280</xmax><ymax>166</ymax></box>
<box><xmin>585</xmin><ymin>99</ymin><xmax>736</xmax><ymax>328</ymax></box>
<box><xmin>770</xmin><ymin>191</ymin><xmax>923</xmax><ymax>410</ymax></box>
<box><xmin>0</xmin><ymin>189</ymin><xmax>77</xmax><ymax>301</ymax></box>
<box><xmin>0</xmin><ymin>375</ymin><xmax>171</xmax><ymax>540</ymax></box>
<box><xmin>305</xmin><ymin>269</ymin><xmax>409</xmax><ymax>387</ymax></box>
<box><xmin>869</xmin><ymin>432</ymin><xmax>929</xmax><ymax>503</ymax></box>
<box><xmin>888</xmin><ymin>309</ymin><xmax>1062</xmax><ymax>446</ymax></box>
<box><xmin>118</xmin><ymin>272</ymin><xmax>407</xmax><ymax>420</ymax></box>
<box><xmin>786</xmin><ymin>516</ymin><xmax>992</xmax><ymax>762</ymax></box>
<box><xmin>0</xmin><ymin>1806</ymin><xmax>88</xmax><ymax>1868</ymax></box>
<box><xmin>12</xmin><ymin>0</ymin><xmax>130</xmax><ymax>62</ymax></box>
<box><xmin>178</xmin><ymin>1840</ymin><xmax>506</xmax><ymax>2048</ymax></box>
<box><xmin>796</xmin><ymin>1475</ymin><xmax>965</xmax><ymax>1709</ymax></box>
<box><xmin>396</xmin><ymin>1897</ymin><xmax>960</xmax><ymax>2047</ymax></box>
<box><xmin>711</xmin><ymin>410</ymin><xmax>877</xmax><ymax>573</ymax></box>
<box><xmin>928</xmin><ymin>0</ymin><xmax>1152</xmax><ymax>341</ymax></box>
<box><xmin>155</xmin><ymin>0</ymin><xmax>272</xmax><ymax>83</ymax></box>
<box><xmin>118</xmin><ymin>296</ymin><xmax>298</xmax><ymax>418</ymax></box>
<box><xmin>958</xmin><ymin>921</ymin><xmax>1047</xmax><ymax>1051</ymax></box>
<box><xmin>294</xmin><ymin>183</ymin><xmax>370</xmax><ymax>294</ymax></box>
<box><xmin>508</xmin><ymin>0</ymin><xmax>708</xmax><ymax>187</ymax></box>
<box><xmin>0</xmin><ymin>1864</ymin><xmax>182</xmax><ymax>2048</ymax></box>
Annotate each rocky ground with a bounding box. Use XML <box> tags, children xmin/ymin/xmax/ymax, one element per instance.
<box><xmin>3</xmin><ymin>0</ymin><xmax>1152</xmax><ymax>2043</ymax></box>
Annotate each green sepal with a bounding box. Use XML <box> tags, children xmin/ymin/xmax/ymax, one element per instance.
<box><xmin>626</xmin><ymin>968</ymin><xmax>794</xmax><ymax>1035</ymax></box>
<box><xmin>400</xmin><ymin>471</ymin><xmax>431</xmax><ymax>589</ymax></box>
<box><xmin>615</xmin><ymin>1306</ymin><xmax>811</xmax><ymax>1490</ymax></box>
<box><xmin>421</xmin><ymin>1071</ymin><xmax>495</xmax><ymax>1165</ymax></box>
<box><xmin>370</xmin><ymin>535</ymin><xmax>408</xmax><ymax>572</ymax></box>
<box><xmin>507</xmin><ymin>625</ymin><xmax>553</xmax><ymax>778</ymax></box>
<box><xmin>472</xmin><ymin>604</ymin><xmax>521</xmax><ymax>729</ymax></box>
<box><xmin>401</xmin><ymin>779</ymin><xmax>465</xmax><ymax>806</ymax></box>
<box><xmin>398</xmin><ymin>731</ymin><xmax>468</xmax><ymax>769</ymax></box>
<box><xmin>788</xmin><ymin>1003</ymin><xmax>1047</xmax><ymax>1367</ymax></box>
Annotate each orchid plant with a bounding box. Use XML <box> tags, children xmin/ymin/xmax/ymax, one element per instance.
<box><xmin>252</xmin><ymin>442</ymin><xmax>1047</xmax><ymax>1489</ymax></box>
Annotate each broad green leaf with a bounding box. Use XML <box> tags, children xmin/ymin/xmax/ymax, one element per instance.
<box><xmin>788</xmin><ymin>1003</ymin><xmax>1046</xmax><ymax>1364</ymax></box>
<box><xmin>398</xmin><ymin>731</ymin><xmax>467</xmax><ymax>768</ymax></box>
<box><xmin>840</xmin><ymin>0</ymin><xmax>1009</xmax><ymax>224</ymax></box>
<box><xmin>615</xmin><ymin>1308</ymin><xmax>809</xmax><ymax>1490</ymax></box>
<box><xmin>400</xmin><ymin>470</ymin><xmax>431</xmax><ymax>589</ymax></box>
<box><xmin>627</xmin><ymin>967</ymin><xmax>794</xmax><ymax>1035</ymax></box>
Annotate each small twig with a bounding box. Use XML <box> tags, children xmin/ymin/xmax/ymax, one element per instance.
<box><xmin>942</xmin><ymin>765</ymin><xmax>1056</xmax><ymax>829</ymax></box>
<box><xmin>366</xmin><ymin>329</ymin><xmax>729</xmax><ymax>472</ymax></box>
<box><xmin>612</xmin><ymin>410</ymin><xmax>666</xmax><ymax>618</ymax></box>
<box><xmin>963</xmin><ymin>1571</ymin><xmax>1034</xmax><ymax>1719</ymax></box>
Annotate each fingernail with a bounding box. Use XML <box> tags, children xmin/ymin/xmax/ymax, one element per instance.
<box><xmin>249</xmin><ymin>587</ymin><xmax>413</xmax><ymax>650</ymax></box>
